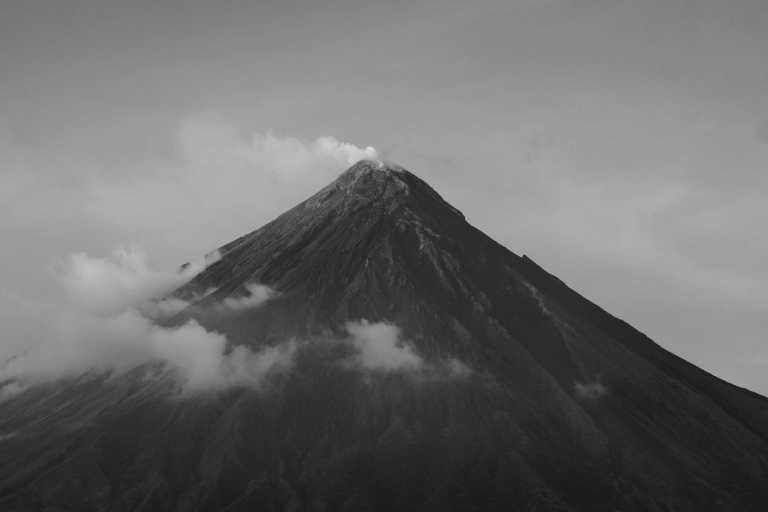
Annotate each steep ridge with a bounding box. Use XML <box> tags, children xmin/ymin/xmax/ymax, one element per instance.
<box><xmin>1</xmin><ymin>160</ymin><xmax>767</xmax><ymax>511</ymax></box>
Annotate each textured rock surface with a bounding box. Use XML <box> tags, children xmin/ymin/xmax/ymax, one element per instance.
<box><xmin>1</xmin><ymin>160</ymin><xmax>768</xmax><ymax>511</ymax></box>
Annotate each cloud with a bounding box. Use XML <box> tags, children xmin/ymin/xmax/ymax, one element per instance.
<box><xmin>55</xmin><ymin>248</ymin><xmax>202</xmax><ymax>316</ymax></box>
<box><xmin>54</xmin><ymin>248</ymin><xmax>278</xmax><ymax>319</ymax></box>
<box><xmin>0</xmin><ymin>382</ymin><xmax>25</xmax><ymax>402</ymax></box>
<box><xmin>0</xmin><ymin>249</ymin><xmax>296</xmax><ymax>397</ymax></box>
<box><xmin>0</xmin><ymin>309</ymin><xmax>297</xmax><ymax>394</ymax></box>
<box><xmin>574</xmin><ymin>380</ymin><xmax>608</xmax><ymax>401</ymax></box>
<box><xmin>244</xmin><ymin>132</ymin><xmax>378</xmax><ymax>181</ymax></box>
<box><xmin>60</xmin><ymin>114</ymin><xmax>381</xmax><ymax>285</ymax></box>
<box><xmin>141</xmin><ymin>282</ymin><xmax>276</xmax><ymax>319</ymax></box>
<box><xmin>139</xmin><ymin>297</ymin><xmax>194</xmax><ymax>319</ymax></box>
<box><xmin>0</xmin><ymin>249</ymin><xmax>470</xmax><ymax>400</ymax></box>
<box><xmin>150</xmin><ymin>323</ymin><xmax>298</xmax><ymax>392</ymax></box>
<box><xmin>177</xmin><ymin>113</ymin><xmax>378</xmax><ymax>183</ymax></box>
<box><xmin>441</xmin><ymin>358</ymin><xmax>472</xmax><ymax>378</ymax></box>
<box><xmin>345</xmin><ymin>320</ymin><xmax>423</xmax><ymax>372</ymax></box>
<box><xmin>343</xmin><ymin>320</ymin><xmax>471</xmax><ymax>378</ymax></box>
<box><xmin>221</xmin><ymin>283</ymin><xmax>275</xmax><ymax>311</ymax></box>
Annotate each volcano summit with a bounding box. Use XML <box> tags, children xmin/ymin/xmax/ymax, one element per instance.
<box><xmin>1</xmin><ymin>160</ymin><xmax>767</xmax><ymax>511</ymax></box>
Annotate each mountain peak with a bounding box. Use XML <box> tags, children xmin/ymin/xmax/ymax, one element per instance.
<box><xmin>175</xmin><ymin>159</ymin><xmax>469</xmax><ymax>318</ymax></box>
<box><xmin>305</xmin><ymin>159</ymin><xmax>465</xmax><ymax>221</ymax></box>
<box><xmin>331</xmin><ymin>159</ymin><xmax>409</xmax><ymax>195</ymax></box>
<box><xmin>341</xmin><ymin>158</ymin><xmax>403</xmax><ymax>175</ymax></box>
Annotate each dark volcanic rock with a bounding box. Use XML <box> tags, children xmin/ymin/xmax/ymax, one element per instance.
<box><xmin>1</xmin><ymin>160</ymin><xmax>768</xmax><ymax>511</ymax></box>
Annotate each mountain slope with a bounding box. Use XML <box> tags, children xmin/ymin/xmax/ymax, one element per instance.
<box><xmin>1</xmin><ymin>160</ymin><xmax>767</xmax><ymax>511</ymax></box>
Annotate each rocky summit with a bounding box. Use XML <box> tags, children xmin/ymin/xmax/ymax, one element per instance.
<box><xmin>1</xmin><ymin>160</ymin><xmax>768</xmax><ymax>511</ymax></box>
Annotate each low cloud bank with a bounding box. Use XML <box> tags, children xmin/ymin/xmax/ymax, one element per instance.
<box><xmin>0</xmin><ymin>249</ymin><xmax>469</xmax><ymax>399</ymax></box>
<box><xmin>343</xmin><ymin>320</ymin><xmax>471</xmax><ymax>378</ymax></box>
<box><xmin>1</xmin><ymin>311</ymin><xmax>295</xmax><ymax>395</ymax></box>
<box><xmin>0</xmin><ymin>249</ymin><xmax>293</xmax><ymax>399</ymax></box>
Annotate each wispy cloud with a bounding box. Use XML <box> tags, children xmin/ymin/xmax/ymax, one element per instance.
<box><xmin>0</xmin><ymin>249</ymin><xmax>475</xmax><ymax>400</ymax></box>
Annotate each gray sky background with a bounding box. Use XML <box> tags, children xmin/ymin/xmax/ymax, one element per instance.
<box><xmin>1</xmin><ymin>0</ymin><xmax>767</xmax><ymax>393</ymax></box>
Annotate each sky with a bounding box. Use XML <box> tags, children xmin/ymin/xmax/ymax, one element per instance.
<box><xmin>1</xmin><ymin>0</ymin><xmax>767</xmax><ymax>394</ymax></box>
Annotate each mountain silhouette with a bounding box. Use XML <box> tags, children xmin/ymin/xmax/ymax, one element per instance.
<box><xmin>1</xmin><ymin>160</ymin><xmax>767</xmax><ymax>511</ymax></box>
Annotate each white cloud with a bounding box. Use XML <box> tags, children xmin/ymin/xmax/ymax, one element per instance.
<box><xmin>150</xmin><ymin>323</ymin><xmax>298</xmax><ymax>392</ymax></box>
<box><xmin>0</xmin><ymin>249</ymin><xmax>472</xmax><ymax>399</ymax></box>
<box><xmin>177</xmin><ymin>112</ymin><xmax>377</xmax><ymax>183</ymax></box>
<box><xmin>345</xmin><ymin>320</ymin><xmax>423</xmax><ymax>372</ymax></box>
<box><xmin>0</xmin><ymin>308</ymin><xmax>297</xmax><ymax>394</ymax></box>
<box><xmin>141</xmin><ymin>281</ymin><xmax>276</xmax><ymax>319</ymax></box>
<box><xmin>55</xmin><ymin>248</ymin><xmax>202</xmax><ymax>316</ymax></box>
<box><xmin>245</xmin><ymin>132</ymin><xmax>378</xmax><ymax>181</ymax></box>
<box><xmin>343</xmin><ymin>320</ymin><xmax>471</xmax><ymax>378</ymax></box>
<box><xmin>77</xmin><ymin>114</ymin><xmax>379</xmax><ymax>276</ymax></box>
<box><xmin>0</xmin><ymin>248</ymin><xmax>296</xmax><ymax>397</ymax></box>
<box><xmin>222</xmin><ymin>283</ymin><xmax>275</xmax><ymax>311</ymax></box>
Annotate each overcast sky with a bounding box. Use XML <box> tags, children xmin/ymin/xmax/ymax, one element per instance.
<box><xmin>1</xmin><ymin>0</ymin><xmax>767</xmax><ymax>394</ymax></box>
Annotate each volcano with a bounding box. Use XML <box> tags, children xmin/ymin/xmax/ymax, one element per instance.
<box><xmin>1</xmin><ymin>160</ymin><xmax>767</xmax><ymax>511</ymax></box>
